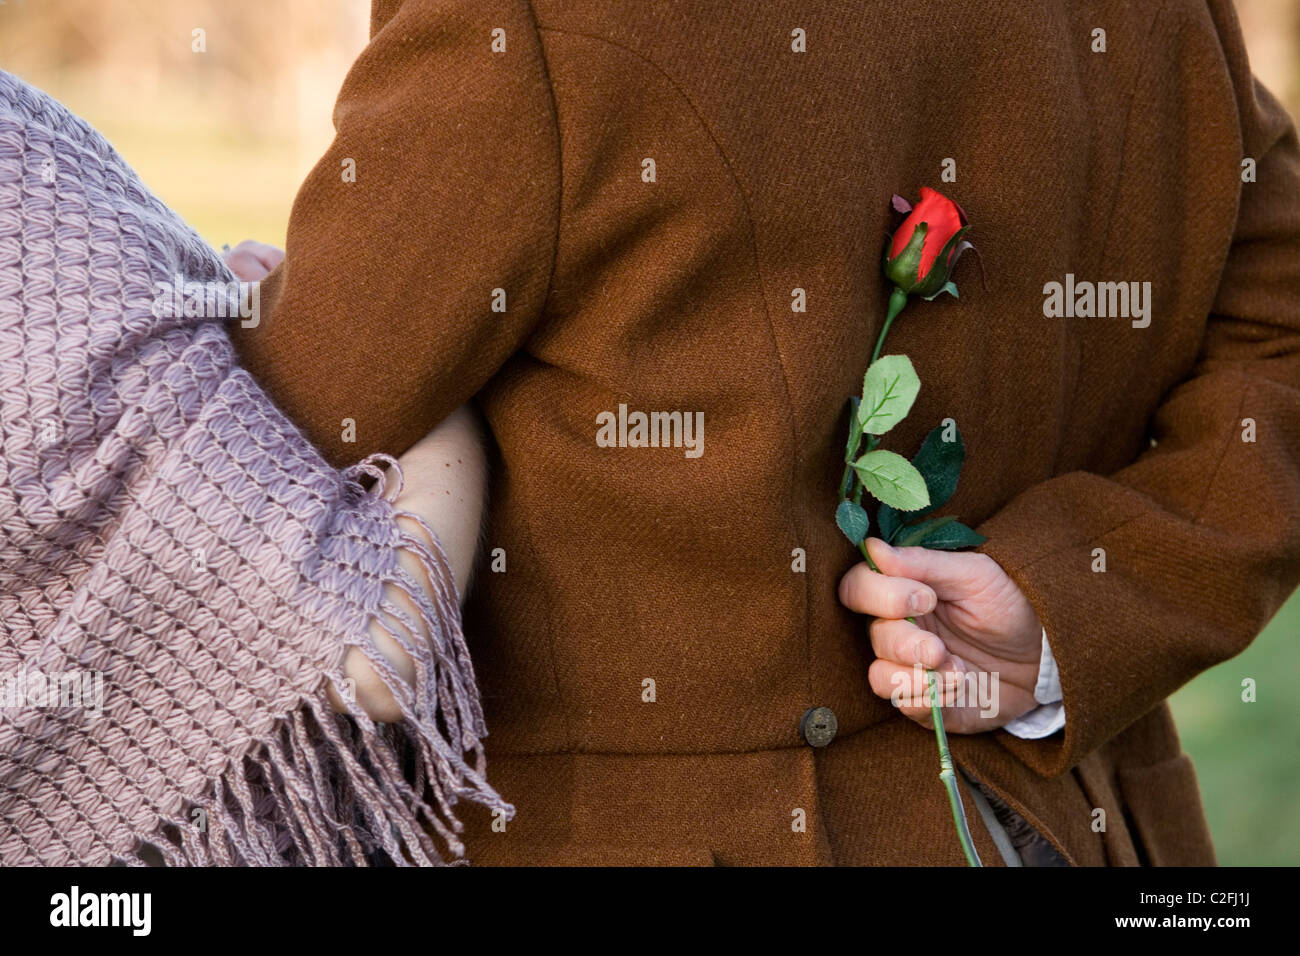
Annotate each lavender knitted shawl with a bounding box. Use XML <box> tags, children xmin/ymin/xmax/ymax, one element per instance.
<box><xmin>0</xmin><ymin>70</ymin><xmax>511</xmax><ymax>865</ymax></box>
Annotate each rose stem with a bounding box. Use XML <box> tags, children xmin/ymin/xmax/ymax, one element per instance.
<box><xmin>846</xmin><ymin>287</ymin><xmax>983</xmax><ymax>866</ymax></box>
<box><xmin>856</xmin><ymin>541</ymin><xmax>982</xmax><ymax>866</ymax></box>
<box><xmin>837</xmin><ymin>286</ymin><xmax>909</xmax><ymax>496</ymax></box>
<box><xmin>838</xmin><ymin>286</ymin><xmax>909</xmax><ymax>496</ymax></box>
<box><xmin>871</xmin><ymin>287</ymin><xmax>910</xmax><ymax>364</ymax></box>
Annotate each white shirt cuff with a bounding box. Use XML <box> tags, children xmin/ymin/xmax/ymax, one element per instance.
<box><xmin>1002</xmin><ymin>627</ymin><xmax>1065</xmax><ymax>739</ymax></box>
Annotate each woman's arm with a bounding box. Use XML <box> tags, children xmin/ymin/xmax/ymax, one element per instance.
<box><xmin>331</xmin><ymin>405</ymin><xmax>489</xmax><ymax>722</ymax></box>
<box><xmin>223</xmin><ymin>241</ymin><xmax>489</xmax><ymax>723</ymax></box>
<box><xmin>388</xmin><ymin>403</ymin><xmax>489</xmax><ymax>602</ymax></box>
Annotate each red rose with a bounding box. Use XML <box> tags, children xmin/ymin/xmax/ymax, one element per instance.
<box><xmin>883</xmin><ymin>187</ymin><xmax>972</xmax><ymax>299</ymax></box>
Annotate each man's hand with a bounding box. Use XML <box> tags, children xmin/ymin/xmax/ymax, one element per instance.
<box><xmin>221</xmin><ymin>239</ymin><xmax>284</xmax><ymax>281</ymax></box>
<box><xmin>838</xmin><ymin>538</ymin><xmax>1045</xmax><ymax>733</ymax></box>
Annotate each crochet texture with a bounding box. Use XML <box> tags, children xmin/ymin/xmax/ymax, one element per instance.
<box><xmin>0</xmin><ymin>69</ymin><xmax>510</xmax><ymax>865</ymax></box>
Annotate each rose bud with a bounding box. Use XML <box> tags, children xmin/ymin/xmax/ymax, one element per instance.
<box><xmin>883</xmin><ymin>187</ymin><xmax>974</xmax><ymax>300</ymax></box>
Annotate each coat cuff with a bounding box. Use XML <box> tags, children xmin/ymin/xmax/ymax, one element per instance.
<box><xmin>1001</xmin><ymin>628</ymin><xmax>1065</xmax><ymax>740</ymax></box>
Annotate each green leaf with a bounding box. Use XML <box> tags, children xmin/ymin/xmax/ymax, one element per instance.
<box><xmin>894</xmin><ymin>515</ymin><xmax>958</xmax><ymax>548</ymax></box>
<box><xmin>878</xmin><ymin>422</ymin><xmax>966</xmax><ymax>536</ymax></box>
<box><xmin>916</xmin><ymin>520</ymin><xmax>987</xmax><ymax>551</ymax></box>
<box><xmin>878</xmin><ymin>501</ymin><xmax>904</xmax><ymax>543</ymax></box>
<box><xmin>858</xmin><ymin>355</ymin><xmax>920</xmax><ymax>436</ymax></box>
<box><xmin>835</xmin><ymin>499</ymin><xmax>871</xmax><ymax>546</ymax></box>
<box><xmin>844</xmin><ymin>396</ymin><xmax>864</xmax><ymax>463</ymax></box>
<box><xmin>910</xmin><ymin>422</ymin><xmax>966</xmax><ymax>518</ymax></box>
<box><xmin>852</xmin><ymin>449</ymin><xmax>930</xmax><ymax>511</ymax></box>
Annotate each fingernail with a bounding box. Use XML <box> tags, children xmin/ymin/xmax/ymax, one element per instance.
<box><xmin>908</xmin><ymin>590</ymin><xmax>934</xmax><ymax>614</ymax></box>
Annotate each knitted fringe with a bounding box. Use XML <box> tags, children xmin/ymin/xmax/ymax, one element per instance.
<box><xmin>137</xmin><ymin>456</ymin><xmax>513</xmax><ymax>867</ymax></box>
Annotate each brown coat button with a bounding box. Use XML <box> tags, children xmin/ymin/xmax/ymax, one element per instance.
<box><xmin>800</xmin><ymin>706</ymin><xmax>838</xmax><ymax>747</ymax></box>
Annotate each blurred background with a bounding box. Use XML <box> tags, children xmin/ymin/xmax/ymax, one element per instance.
<box><xmin>1</xmin><ymin>0</ymin><xmax>1297</xmax><ymax>865</ymax></box>
<box><xmin>0</xmin><ymin>0</ymin><xmax>371</xmax><ymax>243</ymax></box>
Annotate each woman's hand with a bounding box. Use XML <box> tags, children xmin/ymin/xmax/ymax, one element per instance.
<box><xmin>221</xmin><ymin>239</ymin><xmax>284</xmax><ymax>281</ymax></box>
<box><xmin>838</xmin><ymin>538</ymin><xmax>1045</xmax><ymax>733</ymax></box>
<box><xmin>326</xmin><ymin>405</ymin><xmax>489</xmax><ymax>723</ymax></box>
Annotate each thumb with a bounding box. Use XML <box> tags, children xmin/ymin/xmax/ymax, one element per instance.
<box><xmin>865</xmin><ymin>537</ymin><xmax>992</xmax><ymax>599</ymax></box>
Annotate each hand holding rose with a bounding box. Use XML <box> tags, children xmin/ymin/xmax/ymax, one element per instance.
<box><xmin>839</xmin><ymin>538</ymin><xmax>1044</xmax><ymax>733</ymax></box>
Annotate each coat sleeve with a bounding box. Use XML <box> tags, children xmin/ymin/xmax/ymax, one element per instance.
<box><xmin>975</xmin><ymin>0</ymin><xmax>1300</xmax><ymax>776</ymax></box>
<box><xmin>231</xmin><ymin>0</ymin><xmax>559</xmax><ymax>468</ymax></box>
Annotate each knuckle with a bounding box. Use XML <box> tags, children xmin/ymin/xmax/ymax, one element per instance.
<box><xmin>877</xmin><ymin>584</ymin><xmax>904</xmax><ymax>618</ymax></box>
<box><xmin>866</xmin><ymin>659</ymin><xmax>894</xmax><ymax>697</ymax></box>
<box><xmin>870</xmin><ymin>617</ymin><xmax>904</xmax><ymax>654</ymax></box>
<box><xmin>839</xmin><ymin>565</ymin><xmax>871</xmax><ymax>610</ymax></box>
<box><xmin>868</xmin><ymin>615</ymin><xmax>889</xmax><ymax>643</ymax></box>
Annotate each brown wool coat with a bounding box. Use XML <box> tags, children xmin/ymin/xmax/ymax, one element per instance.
<box><xmin>232</xmin><ymin>0</ymin><xmax>1300</xmax><ymax>865</ymax></box>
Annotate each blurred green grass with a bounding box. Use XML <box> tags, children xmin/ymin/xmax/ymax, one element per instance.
<box><xmin>1170</xmin><ymin>587</ymin><xmax>1300</xmax><ymax>866</ymax></box>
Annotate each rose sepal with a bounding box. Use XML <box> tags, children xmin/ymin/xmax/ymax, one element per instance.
<box><xmin>912</xmin><ymin>224</ymin><xmax>973</xmax><ymax>298</ymax></box>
